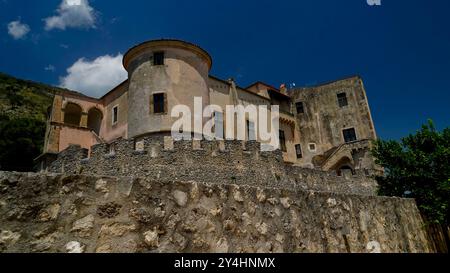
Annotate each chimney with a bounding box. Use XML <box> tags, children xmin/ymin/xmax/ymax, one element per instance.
<box><xmin>280</xmin><ymin>83</ymin><xmax>287</xmax><ymax>94</ymax></box>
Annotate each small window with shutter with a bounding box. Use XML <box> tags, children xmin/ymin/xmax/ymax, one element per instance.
<box><xmin>153</xmin><ymin>93</ymin><xmax>165</xmax><ymax>114</ymax></box>
<box><xmin>337</xmin><ymin>92</ymin><xmax>348</xmax><ymax>107</ymax></box>
<box><xmin>296</xmin><ymin>102</ymin><xmax>304</xmax><ymax>114</ymax></box>
<box><xmin>343</xmin><ymin>128</ymin><xmax>357</xmax><ymax>143</ymax></box>
<box><xmin>150</xmin><ymin>93</ymin><xmax>167</xmax><ymax>115</ymax></box>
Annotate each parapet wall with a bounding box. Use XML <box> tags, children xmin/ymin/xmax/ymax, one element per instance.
<box><xmin>48</xmin><ymin>136</ymin><xmax>378</xmax><ymax>196</ymax></box>
<box><xmin>0</xmin><ymin>172</ymin><xmax>433</xmax><ymax>253</ymax></box>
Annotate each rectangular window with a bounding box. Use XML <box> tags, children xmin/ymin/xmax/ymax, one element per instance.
<box><xmin>343</xmin><ymin>128</ymin><xmax>357</xmax><ymax>143</ymax></box>
<box><xmin>153</xmin><ymin>52</ymin><xmax>165</xmax><ymax>66</ymax></box>
<box><xmin>279</xmin><ymin>130</ymin><xmax>287</xmax><ymax>152</ymax></box>
<box><xmin>295</xmin><ymin>144</ymin><xmax>303</xmax><ymax>159</ymax></box>
<box><xmin>296</xmin><ymin>102</ymin><xmax>304</xmax><ymax>114</ymax></box>
<box><xmin>337</xmin><ymin>92</ymin><xmax>348</xmax><ymax>107</ymax></box>
<box><xmin>247</xmin><ymin>120</ymin><xmax>256</xmax><ymax>141</ymax></box>
<box><xmin>214</xmin><ymin>111</ymin><xmax>224</xmax><ymax>139</ymax></box>
<box><xmin>153</xmin><ymin>93</ymin><xmax>165</xmax><ymax>114</ymax></box>
<box><xmin>112</xmin><ymin>106</ymin><xmax>118</xmax><ymax>125</ymax></box>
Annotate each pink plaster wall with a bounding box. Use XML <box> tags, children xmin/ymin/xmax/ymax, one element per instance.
<box><xmin>61</xmin><ymin>96</ymin><xmax>104</xmax><ymax>118</ymax></box>
<box><xmin>99</xmin><ymin>83</ymin><xmax>128</xmax><ymax>143</ymax></box>
<box><xmin>59</xmin><ymin>126</ymin><xmax>99</xmax><ymax>154</ymax></box>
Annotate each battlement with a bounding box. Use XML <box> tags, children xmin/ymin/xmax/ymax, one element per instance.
<box><xmin>48</xmin><ymin>136</ymin><xmax>378</xmax><ymax>196</ymax></box>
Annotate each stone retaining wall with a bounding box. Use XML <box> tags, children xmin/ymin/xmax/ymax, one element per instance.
<box><xmin>0</xmin><ymin>172</ymin><xmax>434</xmax><ymax>253</ymax></box>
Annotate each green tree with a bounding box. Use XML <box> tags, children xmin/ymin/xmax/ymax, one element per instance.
<box><xmin>372</xmin><ymin>120</ymin><xmax>450</xmax><ymax>225</ymax></box>
<box><xmin>0</xmin><ymin>115</ymin><xmax>46</xmax><ymax>172</ymax></box>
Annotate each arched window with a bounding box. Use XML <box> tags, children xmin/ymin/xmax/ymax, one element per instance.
<box><xmin>87</xmin><ymin>108</ymin><xmax>103</xmax><ymax>135</ymax></box>
<box><xmin>63</xmin><ymin>103</ymin><xmax>82</xmax><ymax>126</ymax></box>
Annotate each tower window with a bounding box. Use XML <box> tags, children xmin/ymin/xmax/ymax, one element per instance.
<box><xmin>112</xmin><ymin>105</ymin><xmax>118</xmax><ymax>125</ymax></box>
<box><xmin>343</xmin><ymin>128</ymin><xmax>357</xmax><ymax>143</ymax></box>
<box><xmin>296</xmin><ymin>102</ymin><xmax>304</xmax><ymax>114</ymax></box>
<box><xmin>153</xmin><ymin>52</ymin><xmax>165</xmax><ymax>66</ymax></box>
<box><xmin>279</xmin><ymin>130</ymin><xmax>287</xmax><ymax>152</ymax></box>
<box><xmin>337</xmin><ymin>92</ymin><xmax>348</xmax><ymax>107</ymax></box>
<box><xmin>153</xmin><ymin>93</ymin><xmax>166</xmax><ymax>114</ymax></box>
<box><xmin>295</xmin><ymin>144</ymin><xmax>303</xmax><ymax>159</ymax></box>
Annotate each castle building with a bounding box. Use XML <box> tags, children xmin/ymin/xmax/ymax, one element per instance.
<box><xmin>37</xmin><ymin>39</ymin><xmax>379</xmax><ymax>175</ymax></box>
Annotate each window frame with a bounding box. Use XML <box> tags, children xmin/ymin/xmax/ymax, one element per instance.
<box><xmin>308</xmin><ymin>143</ymin><xmax>317</xmax><ymax>152</ymax></box>
<box><xmin>152</xmin><ymin>93</ymin><xmax>166</xmax><ymax>114</ymax></box>
<box><xmin>295</xmin><ymin>144</ymin><xmax>303</xmax><ymax>159</ymax></box>
<box><xmin>112</xmin><ymin>105</ymin><xmax>119</xmax><ymax>125</ymax></box>
<box><xmin>296</xmin><ymin>101</ymin><xmax>305</xmax><ymax>114</ymax></box>
<box><xmin>343</xmin><ymin>128</ymin><xmax>357</xmax><ymax>143</ymax></box>
<box><xmin>337</xmin><ymin>92</ymin><xmax>349</xmax><ymax>108</ymax></box>
<box><xmin>153</xmin><ymin>51</ymin><xmax>165</xmax><ymax>66</ymax></box>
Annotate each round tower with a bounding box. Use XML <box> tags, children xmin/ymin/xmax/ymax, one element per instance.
<box><xmin>123</xmin><ymin>39</ymin><xmax>212</xmax><ymax>139</ymax></box>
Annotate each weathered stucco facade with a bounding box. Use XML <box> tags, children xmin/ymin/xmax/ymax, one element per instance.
<box><xmin>291</xmin><ymin>78</ymin><xmax>378</xmax><ymax>171</ymax></box>
<box><xmin>37</xmin><ymin>39</ymin><xmax>379</xmax><ymax>175</ymax></box>
<box><xmin>125</xmin><ymin>40</ymin><xmax>212</xmax><ymax>138</ymax></box>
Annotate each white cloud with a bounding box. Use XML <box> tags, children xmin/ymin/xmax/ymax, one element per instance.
<box><xmin>60</xmin><ymin>54</ymin><xmax>127</xmax><ymax>98</ymax></box>
<box><xmin>7</xmin><ymin>20</ymin><xmax>30</xmax><ymax>39</ymax></box>
<box><xmin>45</xmin><ymin>65</ymin><xmax>55</xmax><ymax>72</ymax></box>
<box><xmin>44</xmin><ymin>0</ymin><xmax>96</xmax><ymax>31</ymax></box>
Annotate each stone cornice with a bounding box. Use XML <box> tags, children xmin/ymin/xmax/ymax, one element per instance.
<box><xmin>123</xmin><ymin>39</ymin><xmax>212</xmax><ymax>71</ymax></box>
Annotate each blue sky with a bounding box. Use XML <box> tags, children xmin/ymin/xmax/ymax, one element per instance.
<box><xmin>0</xmin><ymin>0</ymin><xmax>449</xmax><ymax>140</ymax></box>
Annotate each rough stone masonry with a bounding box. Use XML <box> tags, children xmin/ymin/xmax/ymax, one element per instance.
<box><xmin>0</xmin><ymin>172</ymin><xmax>434</xmax><ymax>253</ymax></box>
<box><xmin>48</xmin><ymin>136</ymin><xmax>379</xmax><ymax>196</ymax></box>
